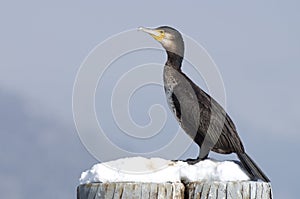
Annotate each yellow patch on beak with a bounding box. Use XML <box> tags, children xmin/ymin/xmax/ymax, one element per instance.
<box><xmin>139</xmin><ymin>27</ymin><xmax>165</xmax><ymax>42</ymax></box>
<box><xmin>152</xmin><ymin>30</ymin><xmax>165</xmax><ymax>41</ymax></box>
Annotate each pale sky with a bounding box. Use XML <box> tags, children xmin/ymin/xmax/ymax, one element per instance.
<box><xmin>1</xmin><ymin>1</ymin><xmax>299</xmax><ymax>198</ymax></box>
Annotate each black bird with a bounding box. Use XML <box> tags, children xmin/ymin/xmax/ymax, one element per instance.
<box><xmin>139</xmin><ymin>26</ymin><xmax>270</xmax><ymax>182</ymax></box>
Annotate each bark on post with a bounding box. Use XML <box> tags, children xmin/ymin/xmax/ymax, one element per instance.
<box><xmin>77</xmin><ymin>181</ymin><xmax>272</xmax><ymax>199</ymax></box>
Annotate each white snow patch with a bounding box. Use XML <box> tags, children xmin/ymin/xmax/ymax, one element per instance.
<box><xmin>79</xmin><ymin>156</ymin><xmax>250</xmax><ymax>184</ymax></box>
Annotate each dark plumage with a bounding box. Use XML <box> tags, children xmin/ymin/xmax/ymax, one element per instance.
<box><xmin>139</xmin><ymin>26</ymin><xmax>270</xmax><ymax>182</ymax></box>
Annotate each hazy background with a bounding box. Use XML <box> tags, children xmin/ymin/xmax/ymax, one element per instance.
<box><xmin>1</xmin><ymin>1</ymin><xmax>299</xmax><ymax>198</ymax></box>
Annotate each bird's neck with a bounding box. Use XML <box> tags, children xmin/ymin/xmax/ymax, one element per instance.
<box><xmin>166</xmin><ymin>51</ymin><xmax>183</xmax><ymax>70</ymax></box>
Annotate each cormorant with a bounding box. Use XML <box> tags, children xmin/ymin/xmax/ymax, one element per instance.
<box><xmin>139</xmin><ymin>26</ymin><xmax>270</xmax><ymax>182</ymax></box>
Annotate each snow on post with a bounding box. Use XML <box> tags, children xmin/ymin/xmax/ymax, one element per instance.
<box><xmin>77</xmin><ymin>157</ymin><xmax>272</xmax><ymax>199</ymax></box>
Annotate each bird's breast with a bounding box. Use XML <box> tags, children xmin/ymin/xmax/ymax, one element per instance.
<box><xmin>163</xmin><ymin>67</ymin><xmax>182</xmax><ymax>124</ymax></box>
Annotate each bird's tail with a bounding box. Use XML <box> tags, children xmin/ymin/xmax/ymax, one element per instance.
<box><xmin>237</xmin><ymin>153</ymin><xmax>270</xmax><ymax>182</ymax></box>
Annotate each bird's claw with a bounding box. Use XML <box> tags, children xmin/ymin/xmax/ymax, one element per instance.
<box><xmin>184</xmin><ymin>157</ymin><xmax>202</xmax><ymax>165</ymax></box>
<box><xmin>171</xmin><ymin>157</ymin><xmax>203</xmax><ymax>165</ymax></box>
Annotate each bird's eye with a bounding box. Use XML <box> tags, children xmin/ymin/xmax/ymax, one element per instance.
<box><xmin>159</xmin><ymin>30</ymin><xmax>164</xmax><ymax>34</ymax></box>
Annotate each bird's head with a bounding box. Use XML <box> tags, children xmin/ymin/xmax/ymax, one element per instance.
<box><xmin>139</xmin><ymin>26</ymin><xmax>184</xmax><ymax>58</ymax></box>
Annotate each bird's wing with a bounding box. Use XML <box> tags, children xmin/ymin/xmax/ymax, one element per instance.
<box><xmin>173</xmin><ymin>71</ymin><xmax>245</xmax><ymax>154</ymax></box>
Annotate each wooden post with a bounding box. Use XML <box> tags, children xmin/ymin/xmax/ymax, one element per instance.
<box><xmin>77</xmin><ymin>181</ymin><xmax>272</xmax><ymax>199</ymax></box>
<box><xmin>77</xmin><ymin>182</ymin><xmax>184</xmax><ymax>199</ymax></box>
<box><xmin>185</xmin><ymin>181</ymin><xmax>272</xmax><ymax>199</ymax></box>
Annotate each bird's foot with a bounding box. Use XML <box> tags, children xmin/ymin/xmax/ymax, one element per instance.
<box><xmin>184</xmin><ymin>157</ymin><xmax>201</xmax><ymax>165</ymax></box>
<box><xmin>171</xmin><ymin>155</ymin><xmax>208</xmax><ymax>165</ymax></box>
<box><xmin>170</xmin><ymin>159</ymin><xmax>198</xmax><ymax>164</ymax></box>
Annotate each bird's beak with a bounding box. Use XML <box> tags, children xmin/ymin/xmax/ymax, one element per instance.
<box><xmin>138</xmin><ymin>27</ymin><xmax>164</xmax><ymax>41</ymax></box>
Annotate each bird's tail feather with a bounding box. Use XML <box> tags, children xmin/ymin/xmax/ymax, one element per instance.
<box><xmin>237</xmin><ymin>153</ymin><xmax>270</xmax><ymax>182</ymax></box>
